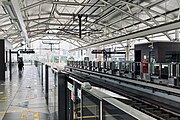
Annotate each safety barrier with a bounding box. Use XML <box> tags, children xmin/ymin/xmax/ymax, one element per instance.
<box><xmin>35</xmin><ymin>60</ymin><xmax>156</xmax><ymax>120</ymax></box>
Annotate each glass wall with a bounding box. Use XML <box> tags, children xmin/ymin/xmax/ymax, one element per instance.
<box><xmin>48</xmin><ymin>68</ymin><xmax>58</xmax><ymax>119</ymax></box>
<box><xmin>82</xmin><ymin>90</ymin><xmax>100</xmax><ymax>120</ymax></box>
<box><xmin>67</xmin><ymin>79</ymin><xmax>74</xmax><ymax>120</ymax></box>
<box><xmin>66</xmin><ymin>78</ymin><xmax>82</xmax><ymax>120</ymax></box>
<box><xmin>74</xmin><ymin>82</ymin><xmax>81</xmax><ymax>120</ymax></box>
<box><xmin>36</xmin><ymin>62</ymin><xmax>156</xmax><ymax>120</ymax></box>
<box><xmin>102</xmin><ymin>100</ymin><xmax>137</xmax><ymax>120</ymax></box>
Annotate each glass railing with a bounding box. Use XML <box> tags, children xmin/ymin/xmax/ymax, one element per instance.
<box><xmin>35</xmin><ymin>60</ymin><xmax>157</xmax><ymax>120</ymax></box>
<box><xmin>35</xmin><ymin>61</ymin><xmax>59</xmax><ymax>119</ymax></box>
<box><xmin>81</xmin><ymin>87</ymin><xmax>156</xmax><ymax>120</ymax></box>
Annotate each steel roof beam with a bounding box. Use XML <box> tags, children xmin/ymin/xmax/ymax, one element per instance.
<box><xmin>21</xmin><ymin>0</ymin><xmax>49</xmax><ymax>11</ymax></box>
<box><xmin>81</xmin><ymin>1</ymin><xmax>123</xmax><ymax>32</ymax></box>
<box><xmin>55</xmin><ymin>11</ymin><xmax>99</xmax><ymax>17</ymax></box>
<box><xmin>102</xmin><ymin>0</ymin><xmax>169</xmax><ymax>29</ymax></box>
<box><xmin>27</xmin><ymin>28</ymin><xmax>101</xmax><ymax>32</ymax></box>
<box><xmin>100</xmin><ymin>0</ymin><xmax>152</xmax><ymax>27</ymax></box>
<box><xmin>118</xmin><ymin>0</ymin><xmax>172</xmax><ymax>41</ymax></box>
<box><xmin>28</xmin><ymin>30</ymin><xmax>88</xmax><ymax>44</ymax></box>
<box><xmin>3</xmin><ymin>0</ymin><xmax>29</xmax><ymax>45</ymax></box>
<box><xmin>34</xmin><ymin>38</ymin><xmax>81</xmax><ymax>47</ymax></box>
<box><xmin>24</xmin><ymin>17</ymin><xmax>71</xmax><ymax>21</ymax></box>
<box><xmin>61</xmin><ymin>0</ymin><xmax>99</xmax><ymax>31</ymax></box>
<box><xmin>111</xmin><ymin>0</ymin><xmax>172</xmax><ymax>41</ymax></box>
<box><xmin>65</xmin><ymin>0</ymin><xmax>102</xmax><ymax>31</ymax></box>
<box><xmin>143</xmin><ymin>9</ymin><xmax>172</xmax><ymax>41</ymax></box>
<box><xmin>28</xmin><ymin>22</ymin><xmax>90</xmax><ymax>29</ymax></box>
<box><xmin>0</xmin><ymin>23</ymin><xmax>12</xmax><ymax>28</ymax></box>
<box><xmin>70</xmin><ymin>20</ymin><xmax>180</xmax><ymax>51</ymax></box>
<box><xmin>51</xmin><ymin>1</ymin><xmax>105</xmax><ymax>7</ymax></box>
<box><xmin>27</xmin><ymin>19</ymin><xmax>51</xmax><ymax>29</ymax></box>
<box><xmin>0</xmin><ymin>0</ymin><xmax>49</xmax><ymax>20</ymax></box>
<box><xmin>101</xmin><ymin>8</ymin><xmax>179</xmax><ymax>39</ymax></box>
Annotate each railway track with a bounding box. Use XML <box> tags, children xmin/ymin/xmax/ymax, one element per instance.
<box><xmin>65</xmin><ymin>70</ymin><xmax>180</xmax><ymax>120</ymax></box>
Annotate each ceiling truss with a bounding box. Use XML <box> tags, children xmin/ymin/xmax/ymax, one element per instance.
<box><xmin>0</xmin><ymin>0</ymin><xmax>179</xmax><ymax>50</ymax></box>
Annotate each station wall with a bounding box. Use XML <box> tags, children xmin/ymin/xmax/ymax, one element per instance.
<box><xmin>0</xmin><ymin>39</ymin><xmax>13</xmax><ymax>80</ymax></box>
<box><xmin>135</xmin><ymin>42</ymin><xmax>180</xmax><ymax>63</ymax></box>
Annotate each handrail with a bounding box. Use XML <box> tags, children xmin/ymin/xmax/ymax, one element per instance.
<box><xmin>104</xmin><ymin>98</ymin><xmax>157</xmax><ymax>120</ymax></box>
<box><xmin>34</xmin><ymin>60</ymin><xmax>157</xmax><ymax>120</ymax></box>
<box><xmin>83</xmin><ymin>86</ymin><xmax>157</xmax><ymax>120</ymax></box>
<box><xmin>51</xmin><ymin>67</ymin><xmax>59</xmax><ymax>73</ymax></box>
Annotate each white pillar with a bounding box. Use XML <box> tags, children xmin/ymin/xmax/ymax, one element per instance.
<box><xmin>126</xmin><ymin>40</ymin><xmax>130</xmax><ymax>61</ymax></box>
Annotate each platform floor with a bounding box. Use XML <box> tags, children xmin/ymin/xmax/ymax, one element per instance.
<box><xmin>0</xmin><ymin>65</ymin><xmax>50</xmax><ymax>120</ymax></box>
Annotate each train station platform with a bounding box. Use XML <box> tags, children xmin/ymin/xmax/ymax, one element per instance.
<box><xmin>1</xmin><ymin>61</ymin><xmax>180</xmax><ymax>120</ymax></box>
<box><xmin>0</xmin><ymin>64</ymin><xmax>49</xmax><ymax>120</ymax></box>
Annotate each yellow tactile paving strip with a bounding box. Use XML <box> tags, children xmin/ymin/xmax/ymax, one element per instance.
<box><xmin>0</xmin><ymin>110</ymin><xmax>40</xmax><ymax>120</ymax></box>
<box><xmin>0</xmin><ymin>65</ymin><xmax>49</xmax><ymax>120</ymax></box>
<box><xmin>34</xmin><ymin>112</ymin><xmax>39</xmax><ymax>120</ymax></box>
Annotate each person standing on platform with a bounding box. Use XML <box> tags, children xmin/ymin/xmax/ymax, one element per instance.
<box><xmin>18</xmin><ymin>57</ymin><xmax>24</xmax><ymax>71</ymax></box>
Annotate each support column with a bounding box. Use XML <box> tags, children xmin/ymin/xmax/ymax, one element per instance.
<box><xmin>41</xmin><ymin>63</ymin><xmax>43</xmax><ymax>86</ymax></box>
<box><xmin>58</xmin><ymin>72</ymin><xmax>67</xmax><ymax>120</ymax></box>
<box><xmin>45</xmin><ymin>65</ymin><xmax>49</xmax><ymax>105</ymax></box>
<box><xmin>80</xmin><ymin>49</ymin><xmax>83</xmax><ymax>60</ymax></box>
<box><xmin>0</xmin><ymin>40</ymin><xmax>5</xmax><ymax>81</ymax></box>
<box><xmin>78</xmin><ymin>15</ymin><xmax>82</xmax><ymax>38</ymax></box>
<box><xmin>6</xmin><ymin>51</ymin><xmax>8</xmax><ymax>64</ymax></box>
<box><xmin>9</xmin><ymin>49</ymin><xmax>12</xmax><ymax>80</ymax></box>
<box><xmin>125</xmin><ymin>40</ymin><xmax>130</xmax><ymax>61</ymax></box>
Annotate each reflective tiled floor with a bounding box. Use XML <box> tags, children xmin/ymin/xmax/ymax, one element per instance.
<box><xmin>0</xmin><ymin>65</ymin><xmax>50</xmax><ymax>120</ymax></box>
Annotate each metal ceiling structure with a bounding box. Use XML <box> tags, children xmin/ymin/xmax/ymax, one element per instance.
<box><xmin>0</xmin><ymin>0</ymin><xmax>180</xmax><ymax>50</ymax></box>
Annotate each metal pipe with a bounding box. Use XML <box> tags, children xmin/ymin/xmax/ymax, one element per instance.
<box><xmin>51</xmin><ymin>1</ymin><xmax>105</xmax><ymax>7</ymax></box>
<box><xmin>78</xmin><ymin>15</ymin><xmax>82</xmax><ymax>38</ymax></box>
<box><xmin>9</xmin><ymin>49</ymin><xmax>12</xmax><ymax>80</ymax></box>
